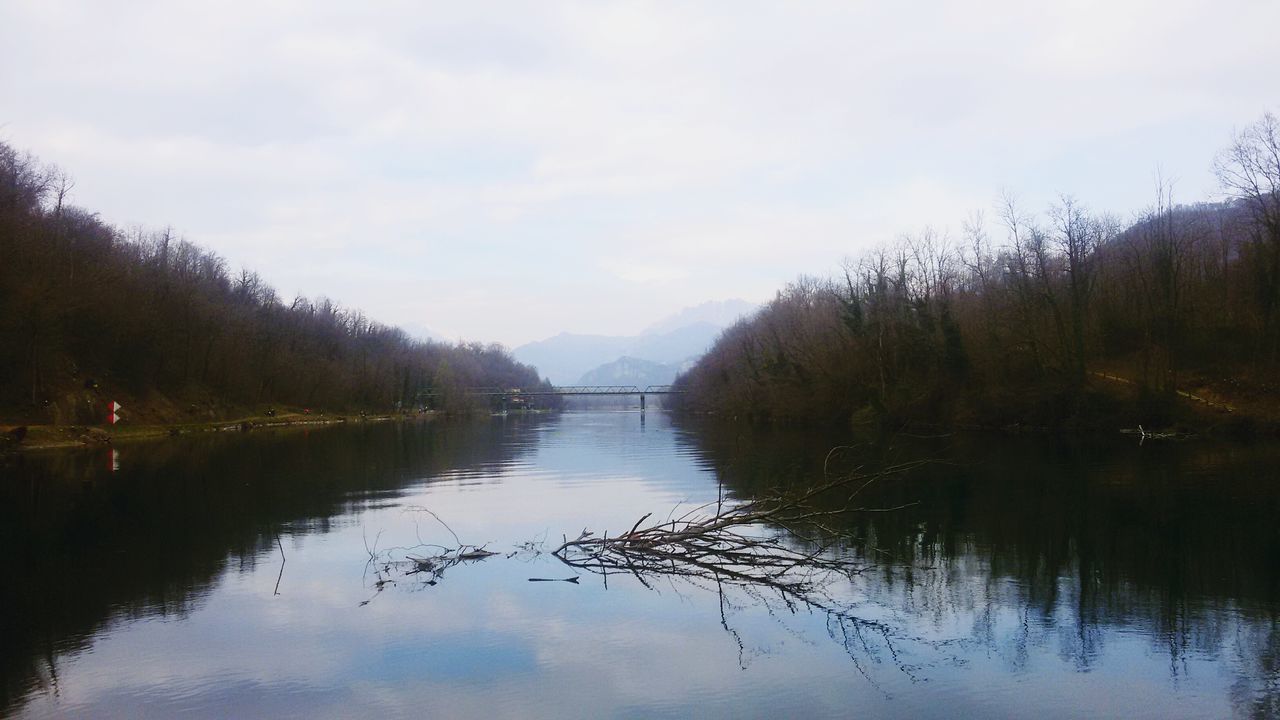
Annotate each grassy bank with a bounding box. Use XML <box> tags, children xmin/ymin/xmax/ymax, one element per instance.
<box><xmin>1</xmin><ymin>411</ymin><xmax>425</xmax><ymax>452</ymax></box>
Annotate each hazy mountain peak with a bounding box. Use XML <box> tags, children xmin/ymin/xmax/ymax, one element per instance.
<box><xmin>514</xmin><ymin>299</ymin><xmax>757</xmax><ymax>384</ymax></box>
<box><xmin>641</xmin><ymin>299</ymin><xmax>758</xmax><ymax>336</ymax></box>
<box><xmin>400</xmin><ymin>321</ymin><xmax>450</xmax><ymax>344</ymax></box>
<box><xmin>576</xmin><ymin>356</ymin><xmax>679</xmax><ymax>386</ymax></box>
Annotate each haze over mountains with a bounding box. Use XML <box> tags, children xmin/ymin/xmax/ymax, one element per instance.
<box><xmin>514</xmin><ymin>299</ymin><xmax>757</xmax><ymax>385</ymax></box>
<box><xmin>399</xmin><ymin>321</ymin><xmax>450</xmax><ymax>344</ymax></box>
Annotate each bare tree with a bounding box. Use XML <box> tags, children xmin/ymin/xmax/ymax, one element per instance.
<box><xmin>1049</xmin><ymin>195</ymin><xmax>1098</xmax><ymax>384</ymax></box>
<box><xmin>1215</xmin><ymin>111</ymin><xmax>1280</xmax><ymax>359</ymax></box>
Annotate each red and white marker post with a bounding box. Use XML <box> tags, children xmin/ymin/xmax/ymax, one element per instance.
<box><xmin>106</xmin><ymin>401</ymin><xmax>123</xmax><ymax>471</ymax></box>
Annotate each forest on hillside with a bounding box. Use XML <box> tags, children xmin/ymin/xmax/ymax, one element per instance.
<box><xmin>0</xmin><ymin>143</ymin><xmax>552</xmax><ymax>425</ymax></box>
<box><xmin>675</xmin><ymin>112</ymin><xmax>1280</xmax><ymax>433</ymax></box>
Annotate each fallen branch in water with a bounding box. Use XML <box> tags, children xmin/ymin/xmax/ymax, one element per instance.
<box><xmin>402</xmin><ymin>545</ymin><xmax>499</xmax><ymax>582</ymax></box>
<box><xmin>360</xmin><ymin>508</ymin><xmax>501</xmax><ymax>602</ymax></box>
<box><xmin>544</xmin><ymin>458</ymin><xmax>943</xmax><ymax>681</ymax></box>
<box><xmin>550</xmin><ymin>460</ymin><xmax>927</xmax><ymax>594</ymax></box>
<box><xmin>1119</xmin><ymin>424</ymin><xmax>1193</xmax><ymax>444</ymax></box>
<box><xmin>359</xmin><ymin>458</ymin><xmax>949</xmax><ymax>683</ymax></box>
<box><xmin>365</xmin><ymin>459</ymin><xmax>926</xmax><ymax>599</ymax></box>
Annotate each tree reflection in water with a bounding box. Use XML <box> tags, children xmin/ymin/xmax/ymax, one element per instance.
<box><xmin>4</xmin><ymin>416</ymin><xmax>1279</xmax><ymax>717</ymax></box>
<box><xmin>365</xmin><ymin>459</ymin><xmax>975</xmax><ymax>693</ymax></box>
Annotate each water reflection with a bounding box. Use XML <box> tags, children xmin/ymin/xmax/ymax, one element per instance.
<box><xmin>1</xmin><ymin>413</ymin><xmax>1277</xmax><ymax>718</ymax></box>
<box><xmin>0</xmin><ymin>415</ymin><xmax>557</xmax><ymax>715</ymax></box>
<box><xmin>680</xmin><ymin>420</ymin><xmax>1280</xmax><ymax>717</ymax></box>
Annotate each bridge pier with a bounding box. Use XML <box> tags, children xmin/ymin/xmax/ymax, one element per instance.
<box><xmin>640</xmin><ymin>393</ymin><xmax>646</xmax><ymax>412</ymax></box>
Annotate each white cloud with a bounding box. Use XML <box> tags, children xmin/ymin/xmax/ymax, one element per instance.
<box><xmin>2</xmin><ymin>0</ymin><xmax>1277</xmax><ymax>345</ymax></box>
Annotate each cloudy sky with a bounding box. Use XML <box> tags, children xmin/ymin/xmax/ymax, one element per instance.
<box><xmin>2</xmin><ymin>1</ymin><xmax>1277</xmax><ymax>346</ymax></box>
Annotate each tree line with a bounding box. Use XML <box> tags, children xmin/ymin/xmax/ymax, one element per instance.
<box><xmin>675</xmin><ymin>112</ymin><xmax>1280</xmax><ymax>431</ymax></box>
<box><xmin>0</xmin><ymin>142</ymin><xmax>553</xmax><ymax>424</ymax></box>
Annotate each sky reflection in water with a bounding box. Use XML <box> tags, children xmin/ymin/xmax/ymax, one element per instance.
<box><xmin>2</xmin><ymin>412</ymin><xmax>1277</xmax><ymax>718</ymax></box>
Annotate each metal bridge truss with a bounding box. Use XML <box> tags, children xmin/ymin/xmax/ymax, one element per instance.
<box><xmin>454</xmin><ymin>385</ymin><xmax>680</xmax><ymax>397</ymax></box>
<box><xmin>416</xmin><ymin>385</ymin><xmax>679</xmax><ymax>398</ymax></box>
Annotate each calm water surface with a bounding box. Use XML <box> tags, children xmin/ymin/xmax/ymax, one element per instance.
<box><xmin>2</xmin><ymin>411</ymin><xmax>1278</xmax><ymax>718</ymax></box>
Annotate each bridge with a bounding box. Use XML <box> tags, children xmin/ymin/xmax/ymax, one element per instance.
<box><xmin>458</xmin><ymin>385</ymin><xmax>680</xmax><ymax>396</ymax></box>
<box><xmin>416</xmin><ymin>385</ymin><xmax>681</xmax><ymax>410</ymax></box>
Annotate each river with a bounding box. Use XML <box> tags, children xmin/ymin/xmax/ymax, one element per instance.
<box><xmin>2</xmin><ymin>411</ymin><xmax>1277</xmax><ymax>718</ymax></box>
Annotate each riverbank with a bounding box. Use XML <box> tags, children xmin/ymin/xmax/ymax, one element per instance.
<box><xmin>0</xmin><ymin>411</ymin><xmax>423</xmax><ymax>452</ymax></box>
<box><xmin>1</xmin><ymin>405</ymin><xmax>565</xmax><ymax>453</ymax></box>
<box><xmin>675</xmin><ymin>369</ymin><xmax>1280</xmax><ymax>441</ymax></box>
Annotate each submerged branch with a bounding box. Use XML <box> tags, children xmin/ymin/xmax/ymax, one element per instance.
<box><xmin>360</xmin><ymin>458</ymin><xmax>945</xmax><ymax>682</ymax></box>
<box><xmin>549</xmin><ymin>460</ymin><xmax>927</xmax><ymax>594</ymax></box>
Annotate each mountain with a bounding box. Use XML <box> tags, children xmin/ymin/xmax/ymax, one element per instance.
<box><xmin>513</xmin><ymin>325</ymin><xmax>712</xmax><ymax>385</ymax></box>
<box><xmin>513</xmin><ymin>300</ymin><xmax>757</xmax><ymax>385</ymax></box>
<box><xmin>576</xmin><ymin>357</ymin><xmax>680</xmax><ymax>386</ymax></box>
<box><xmin>511</xmin><ymin>333</ymin><xmax>634</xmax><ymax>385</ymax></box>
<box><xmin>628</xmin><ymin>321</ymin><xmax>723</xmax><ymax>361</ymax></box>
<box><xmin>399</xmin><ymin>321</ymin><xmax>450</xmax><ymax>344</ymax></box>
<box><xmin>640</xmin><ymin>299</ymin><xmax>758</xmax><ymax>336</ymax></box>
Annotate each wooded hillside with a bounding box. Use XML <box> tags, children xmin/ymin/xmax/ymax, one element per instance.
<box><xmin>675</xmin><ymin>112</ymin><xmax>1280</xmax><ymax>433</ymax></box>
<box><xmin>0</xmin><ymin>143</ymin><xmax>551</xmax><ymax>424</ymax></box>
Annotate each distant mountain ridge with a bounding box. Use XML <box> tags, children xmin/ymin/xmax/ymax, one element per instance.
<box><xmin>512</xmin><ymin>323</ymin><xmax>715</xmax><ymax>385</ymax></box>
<box><xmin>513</xmin><ymin>300</ymin><xmax>757</xmax><ymax>385</ymax></box>
<box><xmin>640</xmin><ymin>299</ymin><xmax>758</xmax><ymax>336</ymax></box>
<box><xmin>576</xmin><ymin>356</ymin><xmax>680</xmax><ymax>387</ymax></box>
<box><xmin>400</xmin><ymin>321</ymin><xmax>450</xmax><ymax>344</ymax></box>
